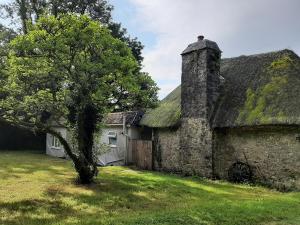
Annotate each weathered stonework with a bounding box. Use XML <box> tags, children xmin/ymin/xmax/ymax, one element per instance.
<box><xmin>142</xmin><ymin>36</ymin><xmax>300</xmax><ymax>191</ymax></box>
<box><xmin>153</xmin><ymin>128</ymin><xmax>181</xmax><ymax>172</ymax></box>
<box><xmin>214</xmin><ymin>126</ymin><xmax>300</xmax><ymax>191</ymax></box>
<box><xmin>180</xmin><ymin>37</ymin><xmax>221</xmax><ymax>177</ymax></box>
<box><xmin>180</xmin><ymin>118</ymin><xmax>213</xmax><ymax>177</ymax></box>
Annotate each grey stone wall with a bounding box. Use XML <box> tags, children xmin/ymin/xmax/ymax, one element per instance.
<box><xmin>180</xmin><ymin>38</ymin><xmax>221</xmax><ymax>177</ymax></box>
<box><xmin>153</xmin><ymin>128</ymin><xmax>181</xmax><ymax>172</ymax></box>
<box><xmin>214</xmin><ymin>126</ymin><xmax>300</xmax><ymax>191</ymax></box>
<box><xmin>180</xmin><ymin>118</ymin><xmax>213</xmax><ymax>177</ymax></box>
<box><xmin>146</xmin><ymin>36</ymin><xmax>300</xmax><ymax>191</ymax></box>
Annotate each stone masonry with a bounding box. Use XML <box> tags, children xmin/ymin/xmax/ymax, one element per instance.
<box><xmin>214</xmin><ymin>126</ymin><xmax>300</xmax><ymax>191</ymax></box>
<box><xmin>179</xmin><ymin>36</ymin><xmax>221</xmax><ymax>177</ymax></box>
<box><xmin>145</xmin><ymin>36</ymin><xmax>300</xmax><ymax>191</ymax></box>
<box><xmin>153</xmin><ymin>128</ymin><xmax>181</xmax><ymax>172</ymax></box>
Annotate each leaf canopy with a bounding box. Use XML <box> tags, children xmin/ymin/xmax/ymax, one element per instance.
<box><xmin>1</xmin><ymin>14</ymin><xmax>139</xmax><ymax>130</ymax></box>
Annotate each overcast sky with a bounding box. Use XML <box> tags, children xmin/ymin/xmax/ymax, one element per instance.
<box><xmin>1</xmin><ymin>0</ymin><xmax>300</xmax><ymax>98</ymax></box>
<box><xmin>111</xmin><ymin>0</ymin><xmax>300</xmax><ymax>98</ymax></box>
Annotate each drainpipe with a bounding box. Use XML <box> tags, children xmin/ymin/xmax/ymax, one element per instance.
<box><xmin>123</xmin><ymin>114</ymin><xmax>129</xmax><ymax>165</ymax></box>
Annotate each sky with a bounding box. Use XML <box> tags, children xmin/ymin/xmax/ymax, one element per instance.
<box><xmin>1</xmin><ymin>0</ymin><xmax>300</xmax><ymax>99</ymax></box>
<box><xmin>110</xmin><ymin>0</ymin><xmax>300</xmax><ymax>98</ymax></box>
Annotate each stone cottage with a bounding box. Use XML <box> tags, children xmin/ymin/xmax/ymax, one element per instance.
<box><xmin>140</xmin><ymin>36</ymin><xmax>300</xmax><ymax>190</ymax></box>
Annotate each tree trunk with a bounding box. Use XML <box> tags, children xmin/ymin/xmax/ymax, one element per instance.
<box><xmin>75</xmin><ymin>104</ymin><xmax>99</xmax><ymax>184</ymax></box>
<box><xmin>0</xmin><ymin>117</ymin><xmax>99</xmax><ymax>184</ymax></box>
<box><xmin>16</xmin><ymin>0</ymin><xmax>29</xmax><ymax>34</ymax></box>
<box><xmin>50</xmin><ymin>0</ymin><xmax>58</xmax><ymax>17</ymax></box>
<box><xmin>73</xmin><ymin>157</ymin><xmax>98</xmax><ymax>184</ymax></box>
<box><xmin>47</xmin><ymin>127</ymin><xmax>97</xmax><ymax>184</ymax></box>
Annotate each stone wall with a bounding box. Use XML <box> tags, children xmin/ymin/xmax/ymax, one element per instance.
<box><xmin>180</xmin><ymin>118</ymin><xmax>213</xmax><ymax>177</ymax></box>
<box><xmin>180</xmin><ymin>38</ymin><xmax>221</xmax><ymax>177</ymax></box>
<box><xmin>213</xmin><ymin>126</ymin><xmax>300</xmax><ymax>191</ymax></box>
<box><xmin>144</xmin><ymin>36</ymin><xmax>300</xmax><ymax>191</ymax></box>
<box><xmin>153</xmin><ymin>128</ymin><xmax>181</xmax><ymax>172</ymax></box>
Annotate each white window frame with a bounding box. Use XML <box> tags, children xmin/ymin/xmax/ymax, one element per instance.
<box><xmin>108</xmin><ymin>131</ymin><xmax>117</xmax><ymax>147</ymax></box>
<box><xmin>51</xmin><ymin>135</ymin><xmax>61</xmax><ymax>149</ymax></box>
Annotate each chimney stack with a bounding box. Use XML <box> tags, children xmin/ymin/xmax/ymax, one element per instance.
<box><xmin>179</xmin><ymin>35</ymin><xmax>221</xmax><ymax>177</ymax></box>
<box><xmin>198</xmin><ymin>35</ymin><xmax>204</xmax><ymax>41</ymax></box>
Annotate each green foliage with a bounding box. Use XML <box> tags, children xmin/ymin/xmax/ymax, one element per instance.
<box><xmin>3</xmin><ymin>14</ymin><xmax>137</xmax><ymax>122</ymax></box>
<box><xmin>0</xmin><ymin>0</ymin><xmax>159</xmax><ymax>110</ymax></box>
<box><xmin>125</xmin><ymin>72</ymin><xmax>159</xmax><ymax>110</ymax></box>
<box><xmin>0</xmin><ymin>14</ymin><xmax>140</xmax><ymax>183</ymax></box>
<box><xmin>0</xmin><ymin>151</ymin><xmax>300</xmax><ymax>225</ymax></box>
<box><xmin>140</xmin><ymin>85</ymin><xmax>181</xmax><ymax>127</ymax></box>
<box><xmin>0</xmin><ymin>24</ymin><xmax>16</xmax><ymax>89</ymax></box>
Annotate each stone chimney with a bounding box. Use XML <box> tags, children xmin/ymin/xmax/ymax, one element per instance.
<box><xmin>180</xmin><ymin>35</ymin><xmax>221</xmax><ymax>177</ymax></box>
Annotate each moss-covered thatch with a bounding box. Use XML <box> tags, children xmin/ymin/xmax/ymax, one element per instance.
<box><xmin>141</xmin><ymin>49</ymin><xmax>300</xmax><ymax>128</ymax></box>
<box><xmin>140</xmin><ymin>86</ymin><xmax>181</xmax><ymax>127</ymax></box>
<box><xmin>215</xmin><ymin>49</ymin><xmax>300</xmax><ymax>127</ymax></box>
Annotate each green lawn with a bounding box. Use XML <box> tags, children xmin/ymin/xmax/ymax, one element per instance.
<box><xmin>0</xmin><ymin>151</ymin><xmax>299</xmax><ymax>225</ymax></box>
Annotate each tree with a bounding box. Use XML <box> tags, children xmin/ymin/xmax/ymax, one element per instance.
<box><xmin>0</xmin><ymin>1</ymin><xmax>141</xmax><ymax>62</ymax></box>
<box><xmin>0</xmin><ymin>14</ymin><xmax>141</xmax><ymax>184</ymax></box>
<box><xmin>0</xmin><ymin>0</ymin><xmax>158</xmax><ymax>110</ymax></box>
<box><xmin>0</xmin><ymin>24</ymin><xmax>16</xmax><ymax>90</ymax></box>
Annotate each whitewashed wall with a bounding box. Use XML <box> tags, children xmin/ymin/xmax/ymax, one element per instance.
<box><xmin>98</xmin><ymin>126</ymin><xmax>126</xmax><ymax>165</ymax></box>
<box><xmin>46</xmin><ymin>127</ymin><xmax>67</xmax><ymax>158</ymax></box>
<box><xmin>46</xmin><ymin>125</ymin><xmax>141</xmax><ymax>166</ymax></box>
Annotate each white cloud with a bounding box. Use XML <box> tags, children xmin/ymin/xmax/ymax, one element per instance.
<box><xmin>129</xmin><ymin>0</ymin><xmax>300</xmax><ymax>98</ymax></box>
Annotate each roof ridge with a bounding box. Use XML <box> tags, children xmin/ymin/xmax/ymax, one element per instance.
<box><xmin>222</xmin><ymin>49</ymin><xmax>298</xmax><ymax>61</ymax></box>
<box><xmin>141</xmin><ymin>48</ymin><xmax>300</xmax><ymax>128</ymax></box>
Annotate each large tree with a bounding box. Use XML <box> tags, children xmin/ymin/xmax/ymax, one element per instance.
<box><xmin>0</xmin><ymin>0</ymin><xmax>159</xmax><ymax>110</ymax></box>
<box><xmin>0</xmin><ymin>14</ymin><xmax>141</xmax><ymax>184</ymax></box>
<box><xmin>0</xmin><ymin>24</ymin><xmax>16</xmax><ymax>103</ymax></box>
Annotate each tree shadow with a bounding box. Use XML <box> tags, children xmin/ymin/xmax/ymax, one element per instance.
<box><xmin>39</xmin><ymin>169</ymin><xmax>299</xmax><ymax>224</ymax></box>
<box><xmin>1</xmin><ymin>152</ymin><xmax>299</xmax><ymax>225</ymax></box>
<box><xmin>2</xmin><ymin>158</ymin><xmax>72</xmax><ymax>181</ymax></box>
<box><xmin>0</xmin><ymin>199</ymin><xmax>76</xmax><ymax>225</ymax></box>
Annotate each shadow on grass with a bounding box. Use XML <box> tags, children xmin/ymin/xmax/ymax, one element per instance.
<box><xmin>0</xmin><ymin>152</ymin><xmax>299</xmax><ymax>225</ymax></box>
<box><xmin>0</xmin><ymin>199</ymin><xmax>77</xmax><ymax>225</ymax></box>
<box><xmin>0</xmin><ymin>163</ymin><xmax>73</xmax><ymax>179</ymax></box>
<box><xmin>0</xmin><ymin>151</ymin><xmax>74</xmax><ymax>180</ymax></box>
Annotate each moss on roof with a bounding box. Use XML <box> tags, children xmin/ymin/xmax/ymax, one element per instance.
<box><xmin>141</xmin><ymin>49</ymin><xmax>300</xmax><ymax>128</ymax></box>
<box><xmin>139</xmin><ymin>86</ymin><xmax>181</xmax><ymax>127</ymax></box>
<box><xmin>218</xmin><ymin>50</ymin><xmax>300</xmax><ymax>127</ymax></box>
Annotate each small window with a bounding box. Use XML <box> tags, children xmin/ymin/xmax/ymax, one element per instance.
<box><xmin>51</xmin><ymin>135</ymin><xmax>61</xmax><ymax>149</ymax></box>
<box><xmin>108</xmin><ymin>131</ymin><xmax>117</xmax><ymax>146</ymax></box>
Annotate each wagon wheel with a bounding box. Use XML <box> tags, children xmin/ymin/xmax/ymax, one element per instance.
<box><xmin>228</xmin><ymin>162</ymin><xmax>253</xmax><ymax>183</ymax></box>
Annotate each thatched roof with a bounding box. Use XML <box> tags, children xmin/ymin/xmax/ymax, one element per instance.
<box><xmin>105</xmin><ymin>111</ymin><xmax>143</xmax><ymax>126</ymax></box>
<box><xmin>139</xmin><ymin>86</ymin><xmax>181</xmax><ymax>128</ymax></box>
<box><xmin>140</xmin><ymin>49</ymin><xmax>300</xmax><ymax>128</ymax></box>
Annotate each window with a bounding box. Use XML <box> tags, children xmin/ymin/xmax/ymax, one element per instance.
<box><xmin>51</xmin><ymin>135</ymin><xmax>61</xmax><ymax>149</ymax></box>
<box><xmin>108</xmin><ymin>131</ymin><xmax>117</xmax><ymax>146</ymax></box>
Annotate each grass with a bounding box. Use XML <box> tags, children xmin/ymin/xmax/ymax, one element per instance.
<box><xmin>0</xmin><ymin>151</ymin><xmax>299</xmax><ymax>225</ymax></box>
